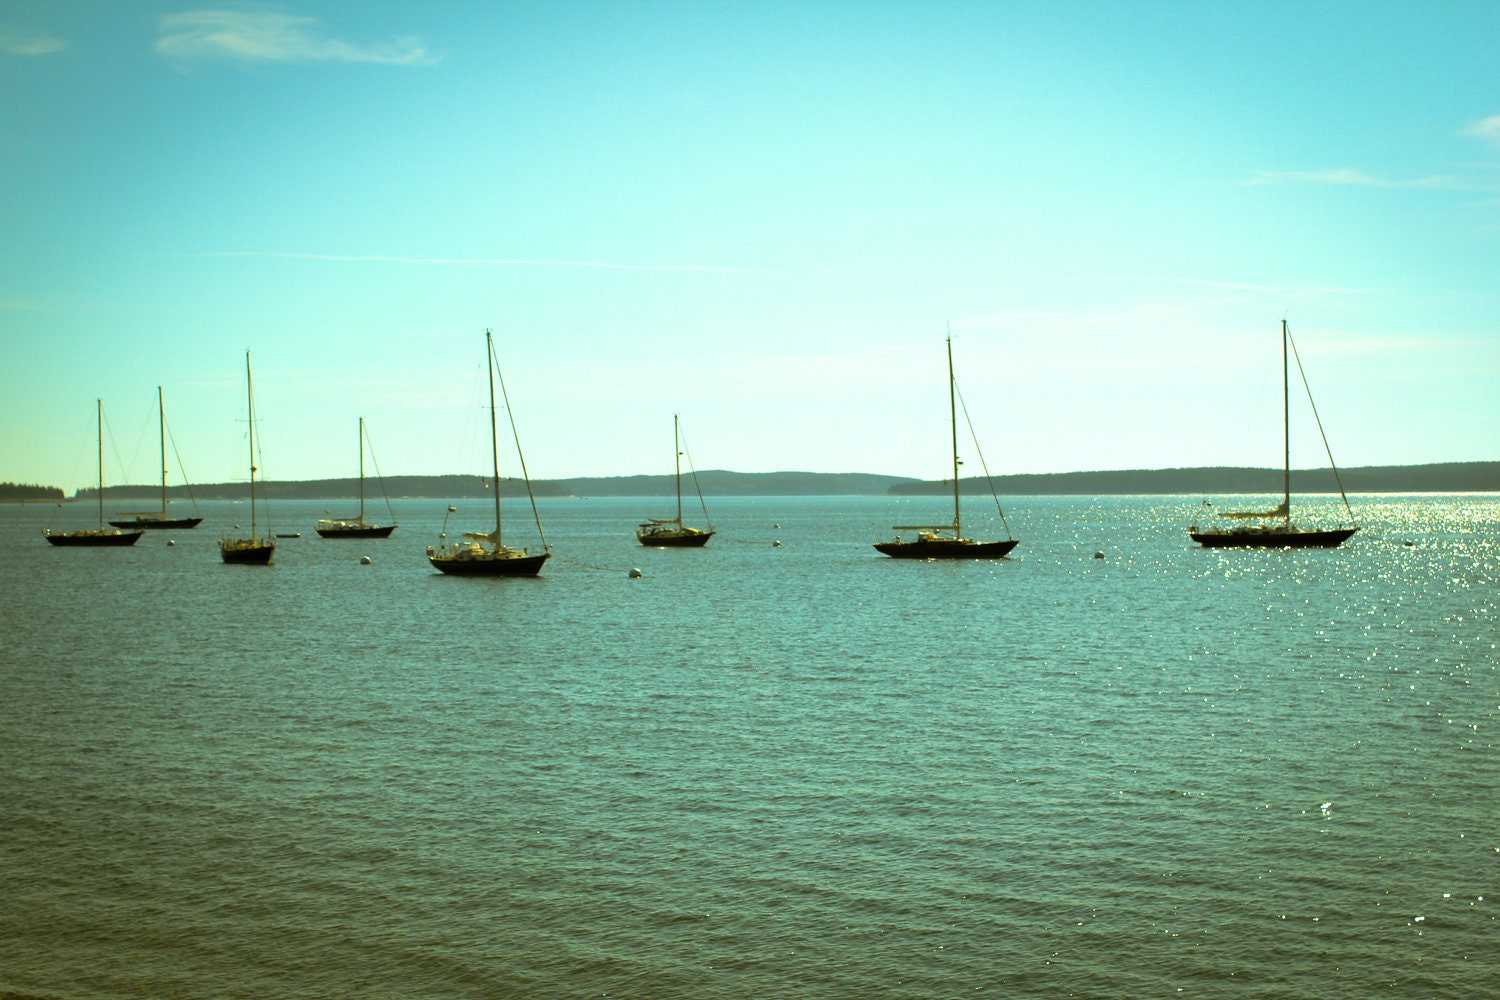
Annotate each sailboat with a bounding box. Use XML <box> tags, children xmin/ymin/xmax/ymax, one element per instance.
<box><xmin>874</xmin><ymin>336</ymin><xmax>1019</xmax><ymax>560</ymax></box>
<box><xmin>44</xmin><ymin>399</ymin><xmax>145</xmax><ymax>547</ymax></box>
<box><xmin>1189</xmin><ymin>320</ymin><xmax>1357</xmax><ymax>548</ymax></box>
<box><xmin>637</xmin><ymin>414</ymin><xmax>714</xmax><ymax>547</ymax></box>
<box><xmin>109</xmin><ymin>386</ymin><xmax>203</xmax><ymax>530</ymax></box>
<box><xmin>427</xmin><ymin>330</ymin><xmax>550</xmax><ymax>576</ymax></box>
<box><xmin>219</xmin><ymin>352</ymin><xmax>275</xmax><ymax>565</ymax></box>
<box><xmin>315</xmin><ymin>417</ymin><xmax>397</xmax><ymax>538</ymax></box>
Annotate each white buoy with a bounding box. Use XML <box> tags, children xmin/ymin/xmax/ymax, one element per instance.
<box><xmin>628</xmin><ymin>567</ymin><xmax>643</xmax><ymax>578</ymax></box>
<box><xmin>360</xmin><ymin>555</ymin><xmax>372</xmax><ymax>565</ymax></box>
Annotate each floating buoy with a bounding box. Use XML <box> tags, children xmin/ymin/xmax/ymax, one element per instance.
<box><xmin>772</xmin><ymin>540</ymin><xmax>782</xmax><ymax>548</ymax></box>
<box><xmin>1403</xmin><ymin>540</ymin><xmax>1415</xmax><ymax>547</ymax></box>
<box><xmin>1093</xmin><ymin>551</ymin><xmax>1105</xmax><ymax>559</ymax></box>
<box><xmin>167</xmin><ymin>539</ymin><xmax>176</xmax><ymax>547</ymax></box>
<box><xmin>628</xmin><ymin>567</ymin><xmax>643</xmax><ymax>578</ymax></box>
<box><xmin>360</xmin><ymin>555</ymin><xmax>372</xmax><ymax>565</ymax></box>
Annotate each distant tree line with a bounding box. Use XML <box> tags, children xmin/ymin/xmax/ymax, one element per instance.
<box><xmin>0</xmin><ymin>482</ymin><xmax>65</xmax><ymax>502</ymax></box>
<box><xmin>65</xmin><ymin>462</ymin><xmax>1498</xmax><ymax>500</ymax></box>
<box><xmin>889</xmin><ymin>462</ymin><xmax>1500</xmax><ymax>496</ymax></box>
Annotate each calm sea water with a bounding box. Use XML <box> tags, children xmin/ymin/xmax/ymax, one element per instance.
<box><xmin>1</xmin><ymin>494</ymin><xmax>1495</xmax><ymax>999</ymax></box>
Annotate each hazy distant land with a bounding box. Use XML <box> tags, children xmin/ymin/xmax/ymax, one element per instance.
<box><xmin>49</xmin><ymin>461</ymin><xmax>1500</xmax><ymax>501</ymax></box>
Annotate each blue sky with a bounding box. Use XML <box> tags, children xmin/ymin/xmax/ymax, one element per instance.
<box><xmin>3</xmin><ymin>1</ymin><xmax>1497</xmax><ymax>492</ymax></box>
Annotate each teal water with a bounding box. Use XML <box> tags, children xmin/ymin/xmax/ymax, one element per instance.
<box><xmin>1</xmin><ymin>494</ymin><xmax>1495</xmax><ymax>998</ymax></box>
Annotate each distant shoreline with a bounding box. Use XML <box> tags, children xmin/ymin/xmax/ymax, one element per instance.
<box><xmin>52</xmin><ymin>461</ymin><xmax>1500</xmax><ymax>500</ymax></box>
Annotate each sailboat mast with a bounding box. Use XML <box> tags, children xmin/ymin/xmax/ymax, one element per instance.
<box><xmin>486</xmin><ymin>330</ymin><xmax>502</xmax><ymax>545</ymax></box>
<box><xmin>357</xmin><ymin>416</ymin><xmax>366</xmax><ymax>521</ymax></box>
<box><xmin>674</xmin><ymin>413</ymin><xmax>683</xmax><ymax>524</ymax></box>
<box><xmin>96</xmin><ymin>398</ymin><xmax>104</xmax><ymax>530</ymax></box>
<box><xmin>158</xmin><ymin>386</ymin><xmax>167</xmax><ymax>514</ymax></box>
<box><xmin>948</xmin><ymin>337</ymin><xmax>961</xmax><ymax>532</ymax></box>
<box><xmin>246</xmin><ymin>352</ymin><xmax>257</xmax><ymax>538</ymax></box>
<box><xmin>1281</xmin><ymin>320</ymin><xmax>1291</xmax><ymax>521</ymax></box>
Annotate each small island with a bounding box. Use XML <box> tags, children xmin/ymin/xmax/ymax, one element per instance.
<box><xmin>0</xmin><ymin>482</ymin><xmax>65</xmax><ymax>503</ymax></box>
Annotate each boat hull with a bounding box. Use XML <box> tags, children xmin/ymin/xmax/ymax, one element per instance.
<box><xmin>219</xmin><ymin>538</ymin><xmax>275</xmax><ymax>564</ymax></box>
<box><xmin>637</xmin><ymin>528</ymin><xmax>713</xmax><ymax>547</ymax></box>
<box><xmin>1189</xmin><ymin>526</ymin><xmax>1357</xmax><ymax>549</ymax></box>
<box><xmin>874</xmin><ymin>537</ymin><xmax>1019</xmax><ymax>559</ymax></box>
<box><xmin>316</xmin><ymin>523</ymin><xmax>397</xmax><ymax>538</ymax></box>
<box><xmin>109</xmin><ymin>516</ymin><xmax>203</xmax><ymax>530</ymax></box>
<box><xmin>44</xmin><ymin>529</ymin><xmax>144</xmax><ymax>547</ymax></box>
<box><xmin>429</xmin><ymin>551</ymin><xmax>549</xmax><ymax>576</ymax></box>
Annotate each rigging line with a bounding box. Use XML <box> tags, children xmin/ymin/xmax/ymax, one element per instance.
<box><xmin>953</xmin><ymin>380</ymin><xmax>1013</xmax><ymax>539</ymax></box>
<box><xmin>490</xmin><ymin>345</ymin><xmax>549</xmax><ymax>552</ymax></box>
<box><xmin>1286</xmin><ymin>325</ymin><xmax>1355</xmax><ymax>522</ymax></box>
<box><xmin>103</xmin><ymin>405</ymin><xmax>131</xmax><ymax>500</ymax></box>
<box><xmin>678</xmin><ymin>425</ymin><xmax>713</xmax><ymax>528</ymax></box>
<box><xmin>124</xmin><ymin>395</ymin><xmax>155</xmax><ymax>484</ymax></box>
<box><xmin>361</xmin><ymin>423</ymin><xmax>398</xmax><ymax>521</ymax></box>
<box><xmin>163</xmin><ymin>419</ymin><xmax>201</xmax><ymax>510</ymax></box>
<box><xmin>248</xmin><ymin>389</ymin><xmax>274</xmax><ymax>535</ymax></box>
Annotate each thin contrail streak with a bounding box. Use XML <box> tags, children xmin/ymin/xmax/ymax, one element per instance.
<box><xmin>184</xmin><ymin>251</ymin><xmax>748</xmax><ymax>273</ymax></box>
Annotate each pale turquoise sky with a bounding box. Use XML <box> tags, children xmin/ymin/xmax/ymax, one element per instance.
<box><xmin>3</xmin><ymin>1</ymin><xmax>1497</xmax><ymax>492</ymax></box>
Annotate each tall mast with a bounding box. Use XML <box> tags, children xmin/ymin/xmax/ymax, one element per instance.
<box><xmin>1281</xmin><ymin>320</ymin><xmax>1290</xmax><ymax>522</ymax></box>
<box><xmin>486</xmin><ymin>330</ymin><xmax>502</xmax><ymax>545</ymax></box>
<box><xmin>948</xmin><ymin>337</ymin><xmax>961</xmax><ymax>532</ymax></box>
<box><xmin>246</xmin><ymin>352</ymin><xmax>258</xmax><ymax>538</ymax></box>
<box><xmin>158</xmin><ymin>386</ymin><xmax>167</xmax><ymax>514</ymax></box>
<box><xmin>674</xmin><ymin>413</ymin><xmax>683</xmax><ymax>525</ymax></box>
<box><xmin>357</xmin><ymin>416</ymin><xmax>366</xmax><ymax>522</ymax></box>
<box><xmin>96</xmin><ymin>398</ymin><xmax>104</xmax><ymax>530</ymax></box>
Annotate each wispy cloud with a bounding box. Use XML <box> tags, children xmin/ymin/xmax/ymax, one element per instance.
<box><xmin>185</xmin><ymin>251</ymin><xmax>748</xmax><ymax>273</ymax></box>
<box><xmin>1463</xmin><ymin>115</ymin><xmax>1500</xmax><ymax>146</ymax></box>
<box><xmin>1247</xmin><ymin>168</ymin><xmax>1464</xmax><ymax>189</ymax></box>
<box><xmin>0</xmin><ymin>25</ymin><xmax>67</xmax><ymax>56</ymax></box>
<box><xmin>155</xmin><ymin>9</ymin><xmax>434</xmax><ymax>65</ymax></box>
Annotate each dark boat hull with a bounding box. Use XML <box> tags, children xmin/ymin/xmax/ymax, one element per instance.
<box><xmin>874</xmin><ymin>537</ymin><xmax>1019</xmax><ymax>559</ymax></box>
<box><xmin>1189</xmin><ymin>526</ymin><xmax>1357</xmax><ymax>549</ymax></box>
<box><xmin>430</xmin><ymin>552</ymin><xmax>549</xmax><ymax>576</ymax></box>
<box><xmin>316</xmin><ymin>524</ymin><xmax>397</xmax><ymax>538</ymax></box>
<box><xmin>219</xmin><ymin>539</ymin><xmax>275</xmax><ymax>564</ymax></box>
<box><xmin>637</xmin><ymin>529</ymin><xmax>713</xmax><ymax>547</ymax></box>
<box><xmin>45</xmin><ymin>530</ymin><xmax>144</xmax><ymax>547</ymax></box>
<box><xmin>109</xmin><ymin>517</ymin><xmax>203</xmax><ymax>530</ymax></box>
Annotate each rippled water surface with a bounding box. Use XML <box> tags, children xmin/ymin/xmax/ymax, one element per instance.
<box><xmin>1</xmin><ymin>494</ymin><xmax>1496</xmax><ymax>998</ymax></box>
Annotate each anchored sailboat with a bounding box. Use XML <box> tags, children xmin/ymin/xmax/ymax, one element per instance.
<box><xmin>109</xmin><ymin>386</ymin><xmax>203</xmax><ymax>530</ymax></box>
<box><xmin>44</xmin><ymin>399</ymin><xmax>144</xmax><ymax>547</ymax></box>
<box><xmin>1189</xmin><ymin>320</ymin><xmax>1357</xmax><ymax>548</ymax></box>
<box><xmin>874</xmin><ymin>336</ymin><xmax>1018</xmax><ymax>560</ymax></box>
<box><xmin>637</xmin><ymin>414</ymin><xmax>714</xmax><ymax>547</ymax></box>
<box><xmin>316</xmin><ymin>417</ymin><xmax>397</xmax><ymax>538</ymax></box>
<box><xmin>427</xmin><ymin>330</ymin><xmax>550</xmax><ymax>576</ymax></box>
<box><xmin>219</xmin><ymin>352</ymin><xmax>275</xmax><ymax>565</ymax></box>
